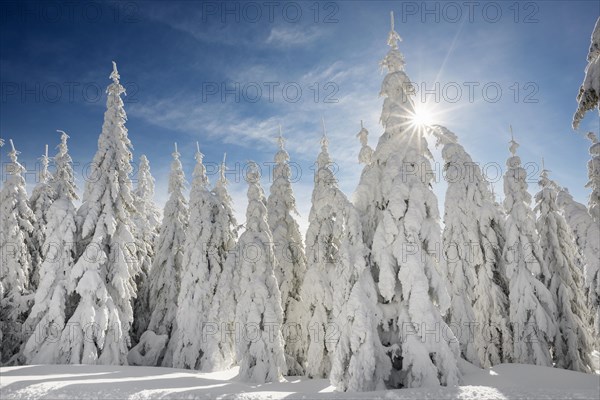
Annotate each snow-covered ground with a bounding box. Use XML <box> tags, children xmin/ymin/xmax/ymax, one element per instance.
<box><xmin>1</xmin><ymin>360</ymin><xmax>598</xmax><ymax>400</ymax></box>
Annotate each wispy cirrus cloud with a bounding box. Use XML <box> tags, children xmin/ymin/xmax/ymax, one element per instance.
<box><xmin>265</xmin><ymin>26</ymin><xmax>323</xmax><ymax>47</ymax></box>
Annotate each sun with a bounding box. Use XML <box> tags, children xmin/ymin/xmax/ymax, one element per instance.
<box><xmin>411</xmin><ymin>104</ymin><xmax>435</xmax><ymax>127</ymax></box>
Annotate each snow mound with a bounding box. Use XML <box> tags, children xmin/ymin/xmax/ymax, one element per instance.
<box><xmin>127</xmin><ymin>331</ymin><xmax>169</xmax><ymax>367</ymax></box>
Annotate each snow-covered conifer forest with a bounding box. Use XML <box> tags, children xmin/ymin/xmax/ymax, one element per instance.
<box><xmin>0</xmin><ymin>5</ymin><xmax>599</xmax><ymax>400</ymax></box>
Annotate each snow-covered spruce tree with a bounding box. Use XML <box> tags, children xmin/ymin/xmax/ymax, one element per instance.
<box><xmin>356</xmin><ymin>121</ymin><xmax>374</xmax><ymax>166</ymax></box>
<box><xmin>303</xmin><ymin>133</ymin><xmax>389</xmax><ymax>391</ymax></box>
<box><xmin>556</xmin><ymin>188</ymin><xmax>600</xmax><ymax>337</ymax></box>
<box><xmin>29</xmin><ymin>145</ymin><xmax>56</xmax><ymax>290</ymax></box>
<box><xmin>131</xmin><ymin>155</ymin><xmax>161</xmax><ymax>344</ymax></box>
<box><xmin>352</xmin><ymin>13</ymin><xmax>460</xmax><ymax>388</ymax></box>
<box><xmin>235</xmin><ymin>163</ymin><xmax>286</xmax><ymax>383</ymax></box>
<box><xmin>354</xmin><ymin>121</ymin><xmax>379</xmax><ymax>240</ymax></box>
<box><xmin>267</xmin><ymin>129</ymin><xmax>307</xmax><ymax>375</ymax></box>
<box><xmin>0</xmin><ymin>140</ymin><xmax>35</xmax><ymax>364</ymax></box>
<box><xmin>302</xmin><ymin>132</ymin><xmax>345</xmax><ymax>379</ymax></box>
<box><xmin>199</xmin><ymin>155</ymin><xmax>239</xmax><ymax>372</ymax></box>
<box><xmin>171</xmin><ymin>143</ymin><xmax>213</xmax><ymax>370</ymax></box>
<box><xmin>534</xmin><ymin>165</ymin><xmax>593</xmax><ymax>372</ymax></box>
<box><xmin>573</xmin><ymin>17</ymin><xmax>600</xmax><ymax>129</ymax></box>
<box><xmin>132</xmin><ymin>144</ymin><xmax>188</xmax><ymax>367</ymax></box>
<box><xmin>502</xmin><ymin>134</ymin><xmax>556</xmax><ymax>366</ymax></box>
<box><xmin>172</xmin><ymin>145</ymin><xmax>223</xmax><ymax>370</ymax></box>
<box><xmin>61</xmin><ymin>62</ymin><xmax>139</xmax><ymax>365</ymax></box>
<box><xmin>586</xmin><ymin>132</ymin><xmax>600</xmax><ymax>222</ymax></box>
<box><xmin>433</xmin><ymin>125</ymin><xmax>511</xmax><ymax>368</ymax></box>
<box><xmin>23</xmin><ymin>131</ymin><xmax>79</xmax><ymax>364</ymax></box>
<box><xmin>559</xmin><ymin>132</ymin><xmax>600</xmax><ymax>340</ymax></box>
<box><xmin>584</xmin><ymin>132</ymin><xmax>600</xmax><ymax>328</ymax></box>
<box><xmin>583</xmin><ymin>132</ymin><xmax>600</xmax><ymax>336</ymax></box>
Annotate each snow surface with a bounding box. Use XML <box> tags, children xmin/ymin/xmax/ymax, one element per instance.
<box><xmin>1</xmin><ymin>360</ymin><xmax>599</xmax><ymax>399</ymax></box>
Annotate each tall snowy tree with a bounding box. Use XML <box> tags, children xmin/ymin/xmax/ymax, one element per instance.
<box><xmin>354</xmin><ymin>120</ymin><xmax>379</xmax><ymax>240</ymax></box>
<box><xmin>29</xmin><ymin>144</ymin><xmax>56</xmax><ymax>290</ymax></box>
<box><xmin>573</xmin><ymin>17</ymin><xmax>600</xmax><ymax>129</ymax></box>
<box><xmin>584</xmin><ymin>132</ymin><xmax>600</xmax><ymax>337</ymax></box>
<box><xmin>135</xmin><ymin>143</ymin><xmax>188</xmax><ymax>367</ymax></box>
<box><xmin>433</xmin><ymin>125</ymin><xmax>511</xmax><ymax>368</ymax></box>
<box><xmin>170</xmin><ymin>143</ymin><xmax>213</xmax><ymax>370</ymax></box>
<box><xmin>302</xmin><ymin>132</ymin><xmax>345</xmax><ymax>379</ymax></box>
<box><xmin>199</xmin><ymin>154</ymin><xmax>239</xmax><ymax>372</ymax></box>
<box><xmin>356</xmin><ymin>121</ymin><xmax>374</xmax><ymax>165</ymax></box>
<box><xmin>586</xmin><ymin>132</ymin><xmax>600</xmax><ymax>221</ymax></box>
<box><xmin>61</xmin><ymin>62</ymin><xmax>139</xmax><ymax>365</ymax></box>
<box><xmin>352</xmin><ymin>13</ymin><xmax>460</xmax><ymax>388</ymax></box>
<box><xmin>556</xmin><ymin>188</ymin><xmax>600</xmax><ymax>337</ymax></box>
<box><xmin>0</xmin><ymin>140</ymin><xmax>35</xmax><ymax>364</ymax></box>
<box><xmin>502</xmin><ymin>132</ymin><xmax>556</xmax><ymax>366</ymax></box>
<box><xmin>131</xmin><ymin>155</ymin><xmax>161</xmax><ymax>344</ymax></box>
<box><xmin>534</xmin><ymin>164</ymin><xmax>593</xmax><ymax>372</ymax></box>
<box><xmin>23</xmin><ymin>131</ymin><xmax>78</xmax><ymax>364</ymax></box>
<box><xmin>172</xmin><ymin>145</ymin><xmax>235</xmax><ymax>370</ymax></box>
<box><xmin>303</xmin><ymin>132</ymin><xmax>390</xmax><ymax>391</ymax></box>
<box><xmin>234</xmin><ymin>162</ymin><xmax>286</xmax><ymax>383</ymax></box>
<box><xmin>556</xmin><ymin>134</ymin><xmax>600</xmax><ymax>339</ymax></box>
<box><xmin>267</xmin><ymin>128</ymin><xmax>307</xmax><ymax>375</ymax></box>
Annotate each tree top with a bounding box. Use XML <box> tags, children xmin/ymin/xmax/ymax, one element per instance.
<box><xmin>387</xmin><ymin>11</ymin><xmax>402</xmax><ymax>49</ymax></box>
<box><xmin>110</xmin><ymin>61</ymin><xmax>120</xmax><ymax>83</ymax></box>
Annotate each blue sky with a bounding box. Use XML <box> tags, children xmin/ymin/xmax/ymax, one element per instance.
<box><xmin>1</xmin><ymin>0</ymin><xmax>598</xmax><ymax>232</ymax></box>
